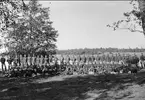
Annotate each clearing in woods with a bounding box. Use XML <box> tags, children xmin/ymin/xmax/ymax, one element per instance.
<box><xmin>1</xmin><ymin>71</ymin><xmax>145</xmax><ymax>100</ymax></box>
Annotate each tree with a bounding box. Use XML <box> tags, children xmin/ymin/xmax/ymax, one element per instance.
<box><xmin>138</xmin><ymin>0</ymin><xmax>145</xmax><ymax>35</ymax></box>
<box><xmin>107</xmin><ymin>0</ymin><xmax>145</xmax><ymax>35</ymax></box>
<box><xmin>0</xmin><ymin>0</ymin><xmax>27</xmax><ymax>32</ymax></box>
<box><xmin>0</xmin><ymin>0</ymin><xmax>58</xmax><ymax>55</ymax></box>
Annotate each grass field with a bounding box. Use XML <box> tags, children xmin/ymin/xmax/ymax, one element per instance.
<box><xmin>1</xmin><ymin>70</ymin><xmax>145</xmax><ymax>100</ymax></box>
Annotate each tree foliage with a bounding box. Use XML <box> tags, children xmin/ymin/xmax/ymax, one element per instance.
<box><xmin>107</xmin><ymin>0</ymin><xmax>145</xmax><ymax>35</ymax></box>
<box><xmin>0</xmin><ymin>0</ymin><xmax>58</xmax><ymax>55</ymax></box>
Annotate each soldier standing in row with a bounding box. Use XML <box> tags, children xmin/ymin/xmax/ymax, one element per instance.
<box><xmin>69</xmin><ymin>57</ymin><xmax>73</xmax><ymax>65</ymax></box>
<box><xmin>39</xmin><ymin>55</ymin><xmax>44</xmax><ymax>68</ymax></box>
<box><xmin>140</xmin><ymin>53</ymin><xmax>145</xmax><ymax>68</ymax></box>
<box><xmin>27</xmin><ymin>54</ymin><xmax>31</xmax><ymax>67</ymax></box>
<box><xmin>7</xmin><ymin>56</ymin><xmax>13</xmax><ymax>70</ymax></box>
<box><xmin>43</xmin><ymin>55</ymin><xmax>48</xmax><ymax>66</ymax></box>
<box><xmin>23</xmin><ymin>55</ymin><xmax>27</xmax><ymax>67</ymax></box>
<box><xmin>1</xmin><ymin>55</ymin><xmax>6</xmax><ymax>71</ymax></box>
<box><xmin>19</xmin><ymin>54</ymin><xmax>23</xmax><ymax>67</ymax></box>
<box><xmin>74</xmin><ymin>58</ymin><xmax>79</xmax><ymax>74</ymax></box>
<box><xmin>13</xmin><ymin>55</ymin><xmax>18</xmax><ymax>67</ymax></box>
<box><xmin>36</xmin><ymin>55</ymin><xmax>40</xmax><ymax>67</ymax></box>
<box><xmin>67</xmin><ymin>57</ymin><xmax>73</xmax><ymax>75</ymax></box>
<box><xmin>31</xmin><ymin>54</ymin><xmax>36</xmax><ymax>66</ymax></box>
<box><xmin>17</xmin><ymin>55</ymin><xmax>21</xmax><ymax>67</ymax></box>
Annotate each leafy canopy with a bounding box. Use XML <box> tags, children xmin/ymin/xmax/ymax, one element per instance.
<box><xmin>0</xmin><ymin>0</ymin><xmax>58</xmax><ymax>55</ymax></box>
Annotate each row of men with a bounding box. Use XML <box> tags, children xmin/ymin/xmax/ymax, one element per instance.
<box><xmin>7</xmin><ymin>59</ymin><xmax>139</xmax><ymax>77</ymax></box>
<box><xmin>6</xmin><ymin>53</ymin><xmax>142</xmax><ymax>63</ymax></box>
<box><xmin>0</xmin><ymin>53</ymin><xmax>144</xmax><ymax>71</ymax></box>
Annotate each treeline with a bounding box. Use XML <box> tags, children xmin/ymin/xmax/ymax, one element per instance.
<box><xmin>56</xmin><ymin>48</ymin><xmax>145</xmax><ymax>55</ymax></box>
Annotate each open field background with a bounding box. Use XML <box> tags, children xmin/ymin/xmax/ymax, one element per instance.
<box><xmin>55</xmin><ymin>52</ymin><xmax>145</xmax><ymax>60</ymax></box>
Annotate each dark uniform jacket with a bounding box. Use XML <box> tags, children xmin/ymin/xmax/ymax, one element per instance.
<box><xmin>1</xmin><ymin>57</ymin><xmax>6</xmax><ymax>64</ymax></box>
<box><xmin>7</xmin><ymin>58</ymin><xmax>13</xmax><ymax>64</ymax></box>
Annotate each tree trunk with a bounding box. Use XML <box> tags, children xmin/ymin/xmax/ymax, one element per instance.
<box><xmin>138</xmin><ymin>0</ymin><xmax>145</xmax><ymax>35</ymax></box>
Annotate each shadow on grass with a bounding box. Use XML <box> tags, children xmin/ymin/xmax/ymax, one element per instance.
<box><xmin>0</xmin><ymin>72</ymin><xmax>145</xmax><ymax>100</ymax></box>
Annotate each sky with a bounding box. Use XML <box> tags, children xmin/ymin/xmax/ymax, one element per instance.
<box><xmin>26</xmin><ymin>1</ymin><xmax>145</xmax><ymax>50</ymax></box>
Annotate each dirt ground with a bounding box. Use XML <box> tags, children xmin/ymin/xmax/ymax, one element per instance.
<box><xmin>1</xmin><ymin>71</ymin><xmax>145</xmax><ymax>100</ymax></box>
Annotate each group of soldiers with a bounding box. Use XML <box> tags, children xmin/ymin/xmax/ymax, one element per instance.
<box><xmin>0</xmin><ymin>54</ymin><xmax>51</xmax><ymax>71</ymax></box>
<box><xmin>0</xmin><ymin>53</ymin><xmax>145</xmax><ymax>77</ymax></box>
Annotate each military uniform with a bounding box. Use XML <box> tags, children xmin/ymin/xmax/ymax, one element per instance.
<box><xmin>65</xmin><ymin>57</ymin><xmax>72</xmax><ymax>74</ymax></box>
<box><xmin>27</xmin><ymin>54</ymin><xmax>31</xmax><ymax>67</ymax></box>
<box><xmin>13</xmin><ymin>55</ymin><xmax>17</xmax><ymax>67</ymax></box>
<box><xmin>72</xmin><ymin>62</ymin><xmax>78</xmax><ymax>75</ymax></box>
<box><xmin>19</xmin><ymin>55</ymin><xmax>23</xmax><ymax>67</ymax></box>
<box><xmin>88</xmin><ymin>65</ymin><xmax>94</xmax><ymax>75</ymax></box>
<box><xmin>39</xmin><ymin>55</ymin><xmax>44</xmax><ymax>67</ymax></box>
<box><xmin>59</xmin><ymin>58</ymin><xmax>66</xmax><ymax>74</ymax></box>
<box><xmin>23</xmin><ymin>55</ymin><xmax>27</xmax><ymax>67</ymax></box>
<box><xmin>140</xmin><ymin>53</ymin><xmax>145</xmax><ymax>61</ymax></box>
<box><xmin>57</xmin><ymin>58</ymin><xmax>61</xmax><ymax>66</ymax></box>
<box><xmin>140</xmin><ymin>53</ymin><xmax>145</xmax><ymax>68</ymax></box>
<box><xmin>16</xmin><ymin>55</ymin><xmax>21</xmax><ymax>67</ymax></box>
<box><xmin>7</xmin><ymin>56</ymin><xmax>13</xmax><ymax>70</ymax></box>
<box><xmin>31</xmin><ymin>54</ymin><xmax>36</xmax><ymax>66</ymax></box>
<box><xmin>61</xmin><ymin>57</ymin><xmax>64</xmax><ymax>65</ymax></box>
<box><xmin>36</xmin><ymin>56</ymin><xmax>40</xmax><ymax>67</ymax></box>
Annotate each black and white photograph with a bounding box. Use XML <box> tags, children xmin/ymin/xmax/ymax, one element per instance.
<box><xmin>1</xmin><ymin>0</ymin><xmax>145</xmax><ymax>100</ymax></box>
